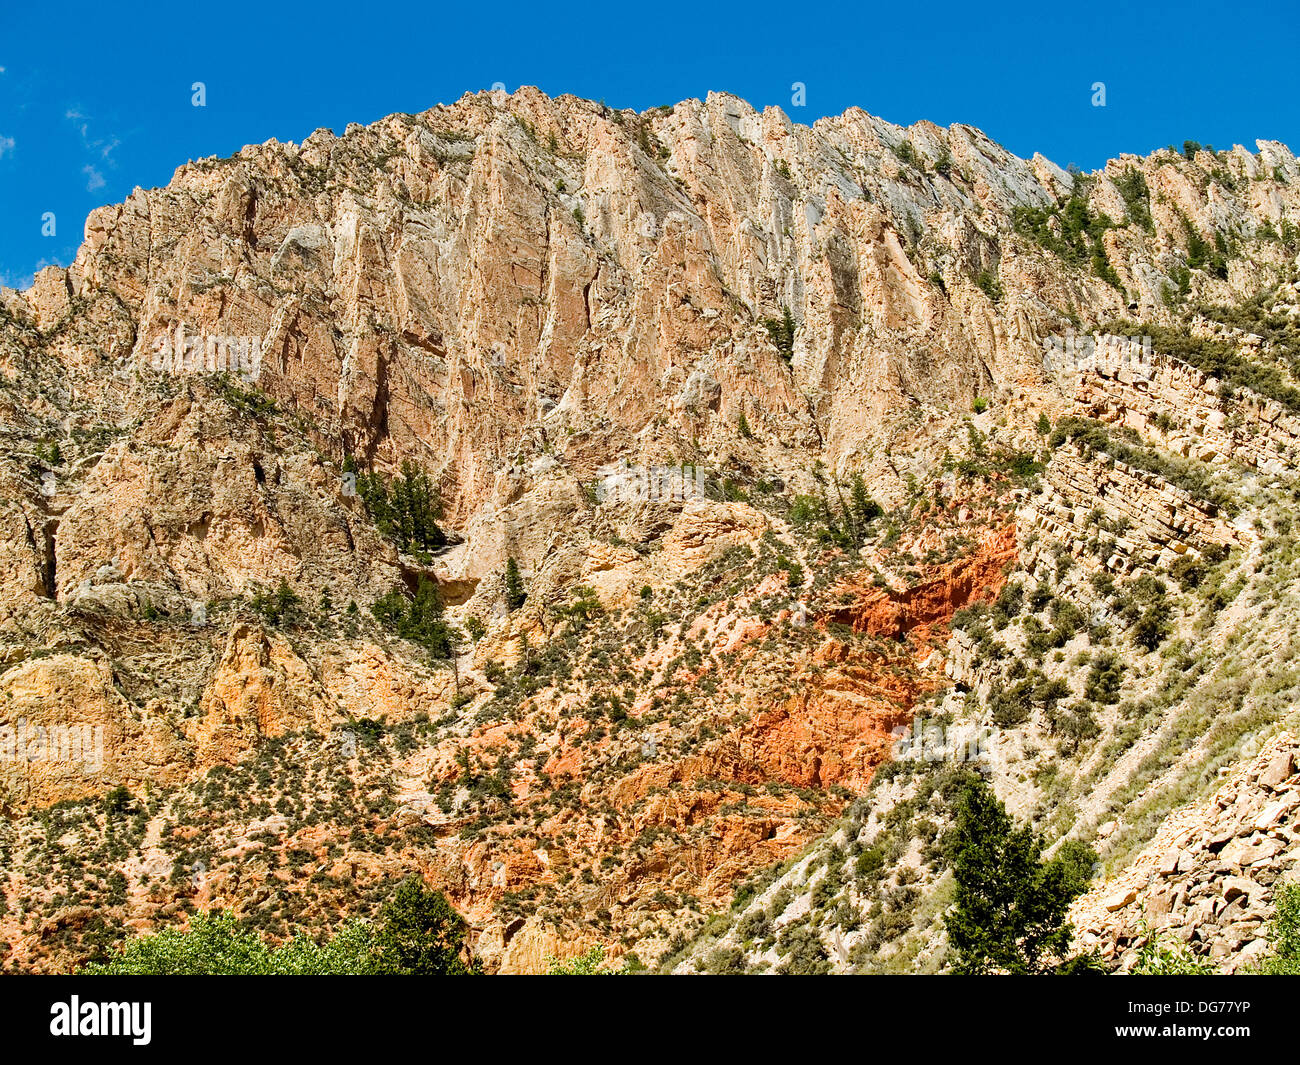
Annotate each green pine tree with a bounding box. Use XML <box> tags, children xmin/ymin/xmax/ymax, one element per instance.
<box><xmin>371</xmin><ymin>577</ymin><xmax>455</xmax><ymax>658</ymax></box>
<box><xmin>371</xmin><ymin>876</ymin><xmax>475</xmax><ymax>975</ymax></box>
<box><xmin>945</xmin><ymin>779</ymin><xmax>1095</xmax><ymax>974</ymax></box>
<box><xmin>504</xmin><ymin>557</ymin><xmax>526</xmax><ymax>611</ymax></box>
<box><xmin>356</xmin><ymin>461</ymin><xmax>446</xmax><ymax>555</ymax></box>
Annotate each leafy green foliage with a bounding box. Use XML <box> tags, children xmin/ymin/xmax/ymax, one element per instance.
<box><xmin>214</xmin><ymin>375</ymin><xmax>279</xmax><ymax>420</ymax></box>
<box><xmin>762</xmin><ymin>306</ymin><xmax>797</xmax><ymax>365</ymax></box>
<box><xmin>1130</xmin><ymin>920</ymin><xmax>1215</xmax><ymax>974</ymax></box>
<box><xmin>1252</xmin><ymin>879</ymin><xmax>1300</xmax><ymax>975</ymax></box>
<box><xmin>1053</xmin><ymin>839</ymin><xmax>1101</xmax><ymax>898</ymax></box>
<box><xmin>1130</xmin><ymin>605</ymin><xmax>1171</xmax><ymax>652</ymax></box>
<box><xmin>1084</xmin><ymin>651</ymin><xmax>1124</xmax><ymax>705</ymax></box>
<box><xmin>85</xmin><ymin>876</ymin><xmax>480</xmax><ymax>975</ymax></box>
<box><xmin>372</xmin><ymin>577</ymin><xmax>456</xmax><ymax>658</ymax></box>
<box><xmin>944</xmin><ymin>780</ymin><xmax>1094</xmax><ymax>974</ymax></box>
<box><xmin>545</xmin><ymin>945</ymin><xmax>625</xmax><ymax>974</ymax></box>
<box><xmin>82</xmin><ymin>910</ymin><xmax>378</xmax><ymax>975</ymax></box>
<box><xmin>103</xmin><ymin>785</ymin><xmax>132</xmax><ymax>818</ymax></box>
<box><xmin>356</xmin><ymin>460</ymin><xmax>447</xmax><ymax>557</ymax></box>
<box><xmin>952</xmin><ymin>424</ymin><xmax>1044</xmax><ymax>486</ymax></box>
<box><xmin>989</xmin><ymin>669</ymin><xmax>1071</xmax><ymax>728</ymax></box>
<box><xmin>1178</xmin><ymin>212</ymin><xmax>1229</xmax><ymax>279</ymax></box>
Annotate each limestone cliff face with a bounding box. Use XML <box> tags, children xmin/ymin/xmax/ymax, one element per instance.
<box><xmin>5</xmin><ymin>89</ymin><xmax>1296</xmax><ymax>528</ymax></box>
<box><xmin>3</xmin><ymin>90</ymin><xmax>1295</xmax><ymax>608</ymax></box>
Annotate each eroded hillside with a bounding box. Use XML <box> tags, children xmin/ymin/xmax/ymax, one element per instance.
<box><xmin>1</xmin><ymin>88</ymin><xmax>1298</xmax><ymax>973</ymax></box>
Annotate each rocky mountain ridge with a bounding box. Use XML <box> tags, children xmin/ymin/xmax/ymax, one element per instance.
<box><xmin>1</xmin><ymin>87</ymin><xmax>1299</xmax><ymax>973</ymax></box>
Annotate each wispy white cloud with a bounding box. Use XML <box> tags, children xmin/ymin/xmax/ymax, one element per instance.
<box><xmin>0</xmin><ymin>135</ymin><xmax>14</xmax><ymax>159</ymax></box>
<box><xmin>66</xmin><ymin>107</ymin><xmax>120</xmax><ymax>178</ymax></box>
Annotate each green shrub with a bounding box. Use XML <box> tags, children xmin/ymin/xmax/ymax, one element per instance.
<box><xmin>1131</xmin><ymin>604</ymin><xmax>1171</xmax><ymax>652</ymax></box>
<box><xmin>943</xmin><ymin>780</ymin><xmax>1094</xmax><ymax>974</ymax></box>
<box><xmin>103</xmin><ymin>786</ymin><xmax>132</xmax><ymax>818</ymax></box>
<box><xmin>1113</xmin><ymin>168</ymin><xmax>1153</xmax><ymax>232</ymax></box>
<box><xmin>990</xmin><ymin>680</ymin><xmax>1035</xmax><ymax>727</ymax></box>
<box><xmin>1130</xmin><ymin>921</ymin><xmax>1215</xmax><ymax>974</ymax></box>
<box><xmin>1084</xmin><ymin>652</ymin><xmax>1124</xmax><ymax>704</ymax></box>
<box><xmin>557</xmin><ymin>585</ymin><xmax>604</xmax><ymax>624</ymax></box>
<box><xmin>547</xmin><ymin>945</ymin><xmax>626</xmax><ymax>974</ymax></box>
<box><xmin>1252</xmin><ymin>880</ymin><xmax>1300</xmax><ymax>975</ymax></box>
<box><xmin>762</xmin><ymin>306</ymin><xmax>797</xmax><ymax>365</ymax></box>
<box><xmin>975</xmin><ymin>271</ymin><xmax>1003</xmax><ymax>302</ymax></box>
<box><xmin>249</xmin><ymin>578</ymin><xmax>303</xmax><ymax>628</ymax></box>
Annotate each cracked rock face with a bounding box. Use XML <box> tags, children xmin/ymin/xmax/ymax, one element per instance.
<box><xmin>6</xmin><ymin>89</ymin><xmax>1296</xmax><ymax>513</ymax></box>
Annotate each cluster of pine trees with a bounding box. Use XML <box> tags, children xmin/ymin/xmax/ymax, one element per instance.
<box><xmin>347</xmin><ymin>457</ymin><xmax>446</xmax><ymax>558</ymax></box>
<box><xmin>371</xmin><ymin>576</ymin><xmax>456</xmax><ymax>659</ymax></box>
<box><xmin>787</xmin><ymin>472</ymin><xmax>883</xmax><ymax>549</ymax></box>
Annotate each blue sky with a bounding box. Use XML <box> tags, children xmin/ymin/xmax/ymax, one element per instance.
<box><xmin>1</xmin><ymin>0</ymin><xmax>1296</xmax><ymax>289</ymax></box>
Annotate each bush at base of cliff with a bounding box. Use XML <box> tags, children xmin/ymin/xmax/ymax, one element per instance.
<box><xmin>80</xmin><ymin>911</ymin><xmax>377</xmax><ymax>975</ymax></box>
<box><xmin>82</xmin><ymin>877</ymin><xmax>476</xmax><ymax>975</ymax></box>
<box><xmin>1128</xmin><ymin>922</ymin><xmax>1215</xmax><ymax>975</ymax></box>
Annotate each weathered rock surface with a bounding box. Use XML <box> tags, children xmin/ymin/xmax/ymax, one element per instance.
<box><xmin>1072</xmin><ymin>732</ymin><xmax>1300</xmax><ymax>972</ymax></box>
<box><xmin>1</xmin><ymin>86</ymin><xmax>1298</xmax><ymax>973</ymax></box>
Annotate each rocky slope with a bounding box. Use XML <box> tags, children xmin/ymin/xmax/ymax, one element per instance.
<box><xmin>1</xmin><ymin>87</ymin><xmax>1299</xmax><ymax>973</ymax></box>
